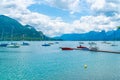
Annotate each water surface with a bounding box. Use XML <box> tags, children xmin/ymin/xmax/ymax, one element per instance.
<box><xmin>0</xmin><ymin>41</ymin><xmax>120</xmax><ymax>80</ymax></box>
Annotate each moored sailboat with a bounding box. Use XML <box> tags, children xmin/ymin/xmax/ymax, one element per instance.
<box><xmin>21</xmin><ymin>34</ymin><xmax>30</xmax><ymax>46</ymax></box>
<box><xmin>0</xmin><ymin>29</ymin><xmax>8</xmax><ymax>47</ymax></box>
<box><xmin>7</xmin><ymin>43</ymin><xmax>20</xmax><ymax>48</ymax></box>
<box><xmin>89</xmin><ymin>41</ymin><xmax>99</xmax><ymax>51</ymax></box>
<box><xmin>7</xmin><ymin>26</ymin><xmax>20</xmax><ymax>48</ymax></box>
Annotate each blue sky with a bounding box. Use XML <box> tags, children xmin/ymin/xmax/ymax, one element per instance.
<box><xmin>28</xmin><ymin>1</ymin><xmax>91</xmax><ymax>22</ymax></box>
<box><xmin>28</xmin><ymin>4</ymin><xmax>74</xmax><ymax>22</ymax></box>
<box><xmin>0</xmin><ymin>0</ymin><xmax>120</xmax><ymax>36</ymax></box>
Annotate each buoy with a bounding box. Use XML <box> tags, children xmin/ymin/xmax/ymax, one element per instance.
<box><xmin>84</xmin><ymin>64</ymin><xmax>87</xmax><ymax>69</ymax></box>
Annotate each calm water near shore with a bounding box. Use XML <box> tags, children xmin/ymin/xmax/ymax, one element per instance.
<box><xmin>0</xmin><ymin>41</ymin><xmax>120</xmax><ymax>80</ymax></box>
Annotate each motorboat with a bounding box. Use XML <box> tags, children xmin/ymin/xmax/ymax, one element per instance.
<box><xmin>60</xmin><ymin>47</ymin><xmax>74</xmax><ymax>50</ymax></box>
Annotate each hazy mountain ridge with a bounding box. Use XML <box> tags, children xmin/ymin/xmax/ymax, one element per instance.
<box><xmin>0</xmin><ymin>15</ymin><xmax>52</xmax><ymax>41</ymax></box>
<box><xmin>54</xmin><ymin>30</ymin><xmax>120</xmax><ymax>41</ymax></box>
<box><xmin>1</xmin><ymin>15</ymin><xmax>120</xmax><ymax>41</ymax></box>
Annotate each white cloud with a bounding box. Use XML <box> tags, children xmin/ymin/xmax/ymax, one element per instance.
<box><xmin>86</xmin><ymin>0</ymin><xmax>120</xmax><ymax>16</ymax></box>
<box><xmin>36</xmin><ymin>0</ymin><xmax>82</xmax><ymax>14</ymax></box>
<box><xmin>37</xmin><ymin>0</ymin><xmax>120</xmax><ymax>15</ymax></box>
<box><xmin>0</xmin><ymin>0</ymin><xmax>120</xmax><ymax>37</ymax></box>
<box><xmin>72</xmin><ymin>15</ymin><xmax>117</xmax><ymax>33</ymax></box>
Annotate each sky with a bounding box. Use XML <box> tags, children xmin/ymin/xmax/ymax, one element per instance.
<box><xmin>0</xmin><ymin>0</ymin><xmax>120</xmax><ymax>37</ymax></box>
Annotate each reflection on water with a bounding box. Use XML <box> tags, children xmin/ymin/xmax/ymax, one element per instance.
<box><xmin>0</xmin><ymin>41</ymin><xmax>120</xmax><ymax>80</ymax></box>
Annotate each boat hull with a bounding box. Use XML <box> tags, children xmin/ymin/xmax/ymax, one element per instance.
<box><xmin>77</xmin><ymin>46</ymin><xmax>87</xmax><ymax>48</ymax></box>
<box><xmin>7</xmin><ymin>43</ymin><xmax>20</xmax><ymax>48</ymax></box>
<box><xmin>60</xmin><ymin>47</ymin><xmax>74</xmax><ymax>50</ymax></box>
<box><xmin>42</xmin><ymin>44</ymin><xmax>50</xmax><ymax>46</ymax></box>
<box><xmin>22</xmin><ymin>42</ymin><xmax>30</xmax><ymax>46</ymax></box>
<box><xmin>0</xmin><ymin>43</ymin><xmax>8</xmax><ymax>47</ymax></box>
<box><xmin>7</xmin><ymin>45</ymin><xmax>20</xmax><ymax>48</ymax></box>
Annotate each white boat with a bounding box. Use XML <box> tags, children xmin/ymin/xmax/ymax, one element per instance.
<box><xmin>89</xmin><ymin>46</ymin><xmax>98</xmax><ymax>51</ymax></box>
<box><xmin>89</xmin><ymin>41</ymin><xmax>98</xmax><ymax>51</ymax></box>
<box><xmin>7</xmin><ymin>27</ymin><xmax>20</xmax><ymax>48</ymax></box>
<box><xmin>7</xmin><ymin>43</ymin><xmax>20</xmax><ymax>48</ymax></box>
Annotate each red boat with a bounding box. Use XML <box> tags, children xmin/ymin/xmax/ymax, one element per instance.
<box><xmin>77</xmin><ymin>45</ymin><xmax>87</xmax><ymax>48</ymax></box>
<box><xmin>60</xmin><ymin>47</ymin><xmax>74</xmax><ymax>50</ymax></box>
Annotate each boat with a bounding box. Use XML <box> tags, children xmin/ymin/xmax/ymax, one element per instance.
<box><xmin>89</xmin><ymin>46</ymin><xmax>98</xmax><ymax>51</ymax></box>
<box><xmin>21</xmin><ymin>34</ymin><xmax>30</xmax><ymax>46</ymax></box>
<box><xmin>0</xmin><ymin>43</ymin><xmax>8</xmax><ymax>47</ymax></box>
<box><xmin>22</xmin><ymin>42</ymin><xmax>30</xmax><ymax>46</ymax></box>
<box><xmin>60</xmin><ymin>47</ymin><xmax>74</xmax><ymax>50</ymax></box>
<box><xmin>79</xmin><ymin>42</ymin><xmax>84</xmax><ymax>44</ymax></box>
<box><xmin>89</xmin><ymin>41</ymin><xmax>99</xmax><ymax>51</ymax></box>
<box><xmin>77</xmin><ymin>45</ymin><xmax>87</xmax><ymax>48</ymax></box>
<box><xmin>106</xmin><ymin>42</ymin><xmax>111</xmax><ymax>44</ymax></box>
<box><xmin>81</xmin><ymin>47</ymin><xmax>89</xmax><ymax>50</ymax></box>
<box><xmin>0</xmin><ymin>29</ymin><xmax>8</xmax><ymax>47</ymax></box>
<box><xmin>102</xmin><ymin>41</ymin><xmax>106</xmax><ymax>43</ymax></box>
<box><xmin>111</xmin><ymin>31</ymin><xmax>118</xmax><ymax>47</ymax></box>
<box><xmin>111</xmin><ymin>30</ymin><xmax>118</xmax><ymax>46</ymax></box>
<box><xmin>42</xmin><ymin>44</ymin><xmax>50</xmax><ymax>46</ymax></box>
<box><xmin>55</xmin><ymin>42</ymin><xmax>59</xmax><ymax>44</ymax></box>
<box><xmin>88</xmin><ymin>42</ymin><xmax>96</xmax><ymax>45</ymax></box>
<box><xmin>77</xmin><ymin>45</ymin><xmax>89</xmax><ymax>50</ymax></box>
<box><xmin>111</xmin><ymin>44</ymin><xmax>118</xmax><ymax>46</ymax></box>
<box><xmin>7</xmin><ymin>26</ymin><xmax>20</xmax><ymax>48</ymax></box>
<box><xmin>102</xmin><ymin>41</ymin><xmax>111</xmax><ymax>44</ymax></box>
<box><xmin>7</xmin><ymin>43</ymin><xmax>20</xmax><ymax>48</ymax></box>
<box><xmin>48</xmin><ymin>43</ymin><xmax>54</xmax><ymax>45</ymax></box>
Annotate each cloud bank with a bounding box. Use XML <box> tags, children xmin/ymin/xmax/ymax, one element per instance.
<box><xmin>0</xmin><ymin>0</ymin><xmax>120</xmax><ymax>37</ymax></box>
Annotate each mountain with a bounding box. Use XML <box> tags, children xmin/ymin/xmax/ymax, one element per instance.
<box><xmin>0</xmin><ymin>15</ymin><xmax>51</xmax><ymax>41</ymax></box>
<box><xmin>54</xmin><ymin>29</ymin><xmax>120</xmax><ymax>41</ymax></box>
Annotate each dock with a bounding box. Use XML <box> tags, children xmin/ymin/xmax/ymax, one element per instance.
<box><xmin>74</xmin><ymin>48</ymin><xmax>120</xmax><ymax>54</ymax></box>
<box><xmin>90</xmin><ymin>50</ymin><xmax>120</xmax><ymax>54</ymax></box>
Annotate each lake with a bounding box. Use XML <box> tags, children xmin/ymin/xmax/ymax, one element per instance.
<box><xmin>0</xmin><ymin>41</ymin><xmax>120</xmax><ymax>80</ymax></box>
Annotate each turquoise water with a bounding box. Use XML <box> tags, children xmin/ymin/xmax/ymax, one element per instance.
<box><xmin>0</xmin><ymin>41</ymin><xmax>120</xmax><ymax>80</ymax></box>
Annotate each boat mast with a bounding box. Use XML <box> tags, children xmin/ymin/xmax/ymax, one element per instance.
<box><xmin>22</xmin><ymin>34</ymin><xmax>24</xmax><ymax>41</ymax></box>
<box><xmin>10</xmin><ymin>26</ymin><xmax>14</xmax><ymax>41</ymax></box>
<box><xmin>1</xmin><ymin>29</ymin><xmax>4</xmax><ymax>41</ymax></box>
